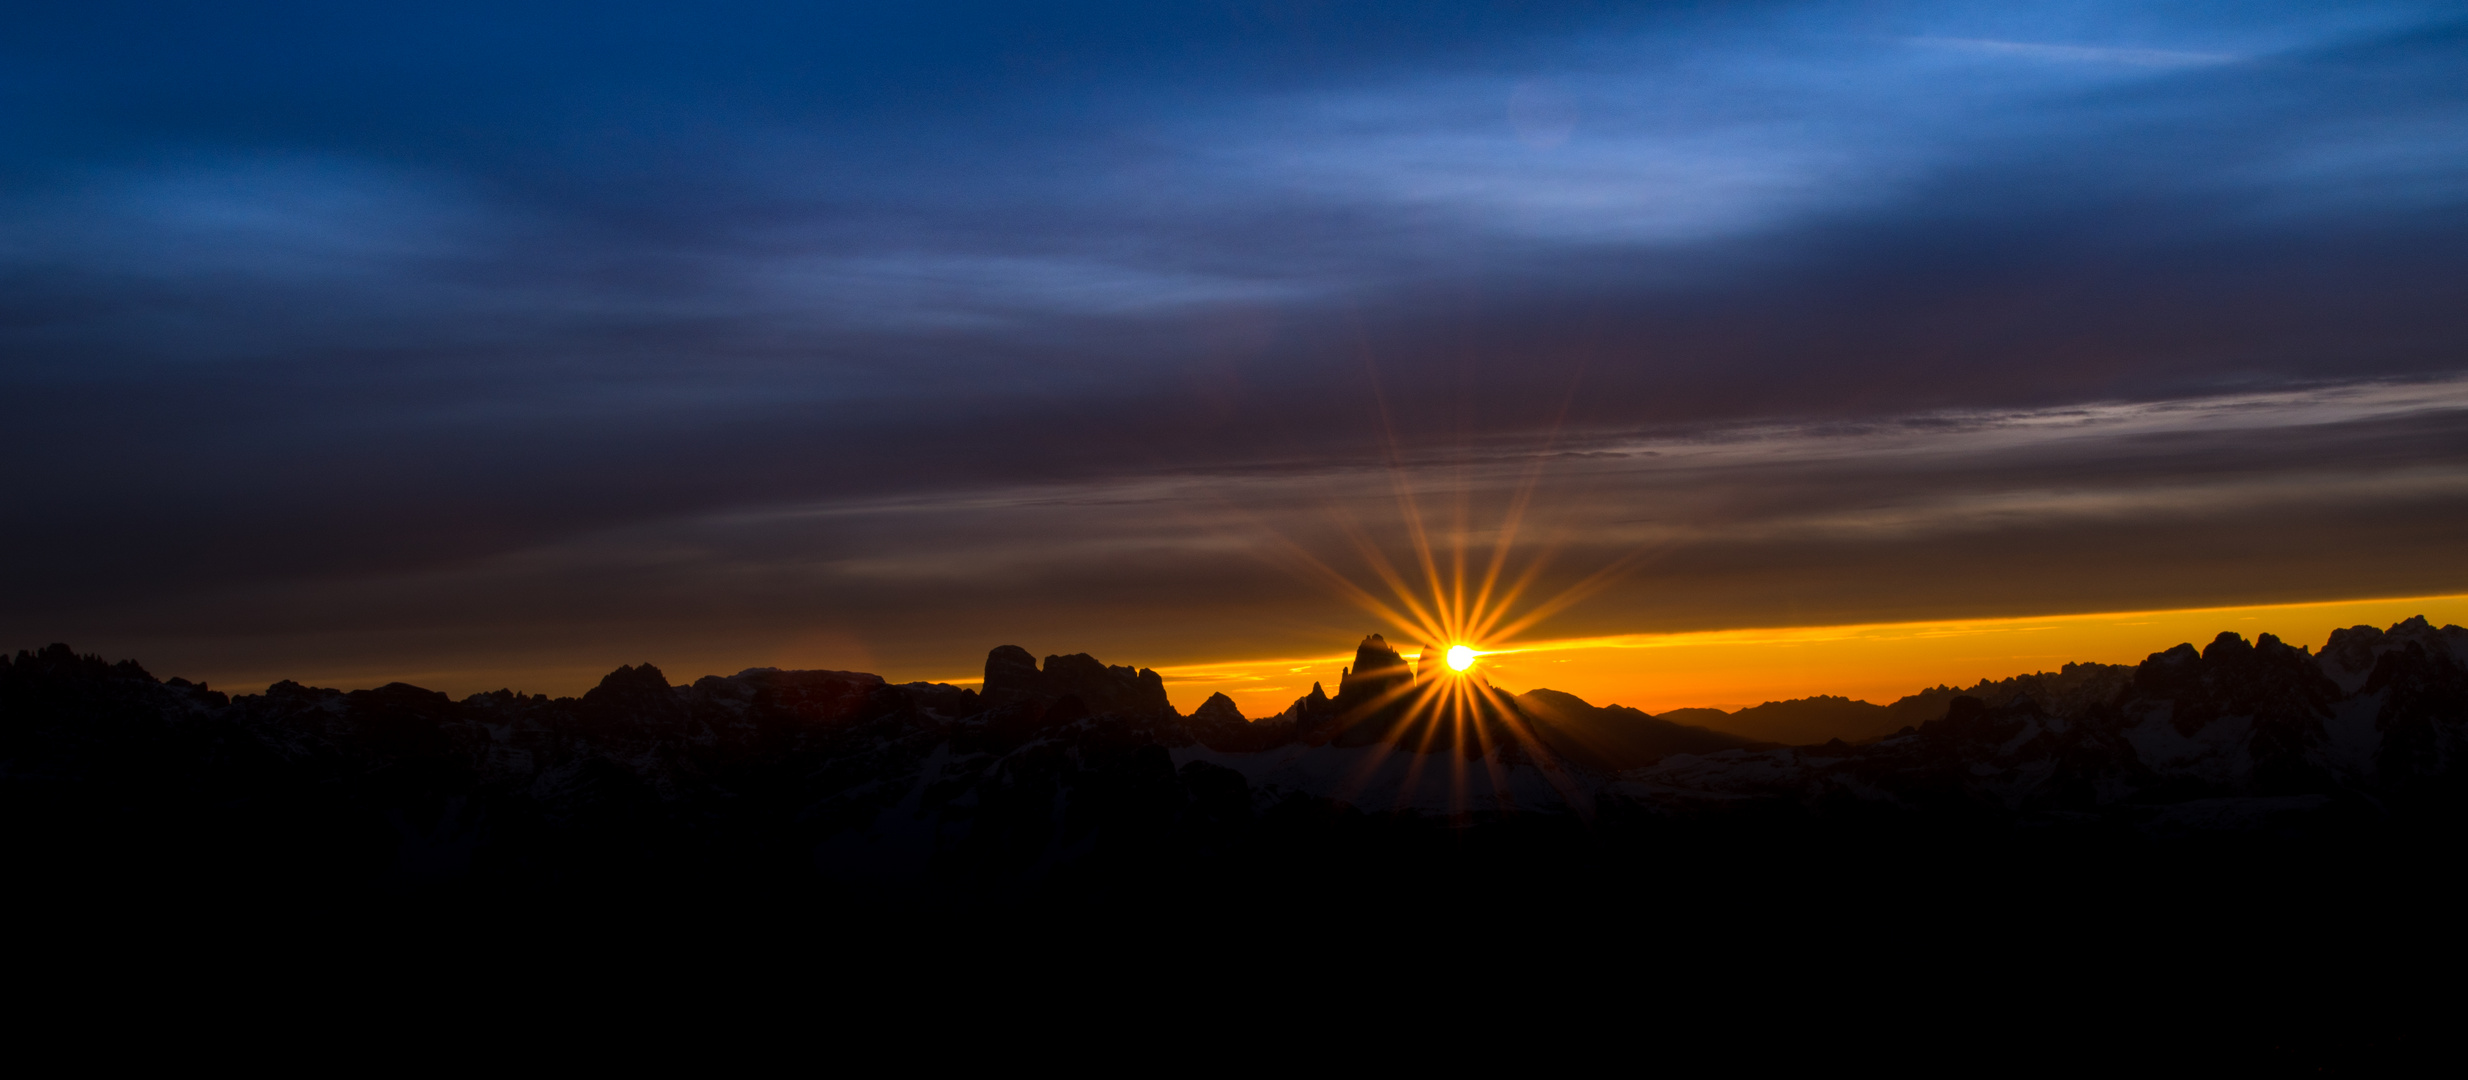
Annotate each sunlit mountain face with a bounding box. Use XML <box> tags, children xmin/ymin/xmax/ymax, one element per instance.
<box><xmin>5</xmin><ymin>1</ymin><xmax>2466</xmax><ymax>701</ymax></box>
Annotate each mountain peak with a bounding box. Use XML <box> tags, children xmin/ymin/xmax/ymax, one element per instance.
<box><xmin>1194</xmin><ymin>692</ymin><xmax>1243</xmax><ymax>724</ymax></box>
<box><xmin>976</xmin><ymin>644</ymin><xmax>1172</xmax><ymax>716</ymax></box>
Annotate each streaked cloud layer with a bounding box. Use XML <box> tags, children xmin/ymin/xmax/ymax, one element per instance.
<box><xmin>6</xmin><ymin>1</ymin><xmax>2465</xmax><ymax>698</ymax></box>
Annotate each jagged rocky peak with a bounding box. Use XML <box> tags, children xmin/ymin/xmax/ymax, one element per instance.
<box><xmin>4</xmin><ymin>642</ymin><xmax>154</xmax><ymax>684</ymax></box>
<box><xmin>2319</xmin><ymin>615</ymin><xmax>2468</xmax><ymax>693</ymax></box>
<box><xmin>1865</xmin><ymin>660</ymin><xmax>2136</xmax><ymax>737</ymax></box>
<box><xmin>1335</xmin><ymin>633</ymin><xmax>1412</xmax><ymax>710</ymax></box>
<box><xmin>1278</xmin><ymin>681</ymin><xmax>1336</xmax><ymax>726</ymax></box>
<box><xmin>977</xmin><ymin>644</ymin><xmax>1174</xmax><ymax>716</ymax></box>
<box><xmin>981</xmin><ymin>644</ymin><xmax>1042</xmax><ymax>702</ymax></box>
<box><xmin>583</xmin><ymin>662</ymin><xmax>680</xmax><ymax>713</ymax></box>
<box><xmin>1353</xmin><ymin>633</ymin><xmax>1409</xmax><ymax>671</ymax></box>
<box><xmin>2126</xmin><ymin>630</ymin><xmax>2340</xmax><ymax>739</ymax></box>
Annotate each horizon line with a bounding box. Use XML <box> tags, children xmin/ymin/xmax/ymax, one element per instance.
<box><xmin>925</xmin><ymin>590</ymin><xmax>2468</xmax><ymax>692</ymax></box>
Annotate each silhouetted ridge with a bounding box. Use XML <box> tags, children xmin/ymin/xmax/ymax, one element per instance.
<box><xmin>1653</xmin><ymin>706</ymin><xmax>1732</xmax><ymax>728</ymax></box>
<box><xmin>1696</xmin><ymin>695</ymin><xmax>1893</xmax><ymax>746</ymax></box>
<box><xmin>2321</xmin><ymin>615</ymin><xmax>2468</xmax><ymax>693</ymax></box>
<box><xmin>1514</xmin><ymin>688</ymin><xmax>1769</xmax><ymax>770</ymax></box>
<box><xmin>6</xmin><ymin>618</ymin><xmax>2467</xmax><ymax>905</ymax></box>
<box><xmin>1874</xmin><ymin>661</ymin><xmax>2136</xmax><ymax>737</ymax></box>
<box><xmin>1672</xmin><ymin>662</ymin><xmax>2141</xmax><ymax>745</ymax></box>
<box><xmin>1279</xmin><ymin>680</ymin><xmax>1338</xmax><ymax>737</ymax></box>
<box><xmin>583</xmin><ymin>662</ymin><xmax>681</xmax><ymax>722</ymax></box>
<box><xmin>979</xmin><ymin>645</ymin><xmax>1171</xmax><ymax>717</ymax></box>
<box><xmin>1184</xmin><ymin>690</ymin><xmax>1296</xmax><ymax>753</ymax></box>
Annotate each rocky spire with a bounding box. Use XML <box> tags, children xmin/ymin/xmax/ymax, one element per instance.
<box><xmin>1333</xmin><ymin>633</ymin><xmax>1411</xmax><ymax>715</ymax></box>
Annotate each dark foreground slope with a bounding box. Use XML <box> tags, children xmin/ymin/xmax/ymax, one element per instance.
<box><xmin>5</xmin><ymin>621</ymin><xmax>2467</xmax><ymax>916</ymax></box>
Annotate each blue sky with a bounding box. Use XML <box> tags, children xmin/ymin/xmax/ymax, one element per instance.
<box><xmin>6</xmin><ymin>1</ymin><xmax>2466</xmax><ymax>691</ymax></box>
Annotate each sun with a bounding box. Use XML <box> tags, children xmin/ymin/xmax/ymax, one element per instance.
<box><xmin>1445</xmin><ymin>644</ymin><xmax>1476</xmax><ymax>672</ymax></box>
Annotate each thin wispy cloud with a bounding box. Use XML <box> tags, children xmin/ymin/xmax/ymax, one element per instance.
<box><xmin>1908</xmin><ymin>36</ymin><xmax>2238</xmax><ymax>68</ymax></box>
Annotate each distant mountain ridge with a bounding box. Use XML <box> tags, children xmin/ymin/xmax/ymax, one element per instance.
<box><xmin>4</xmin><ymin>616</ymin><xmax>2465</xmax><ymax>900</ymax></box>
<box><xmin>1515</xmin><ymin>688</ymin><xmax>1772</xmax><ymax>770</ymax></box>
<box><xmin>1661</xmin><ymin>660</ymin><xmax>2140</xmax><ymax>745</ymax></box>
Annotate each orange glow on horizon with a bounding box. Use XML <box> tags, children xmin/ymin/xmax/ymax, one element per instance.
<box><xmin>1149</xmin><ymin>592</ymin><xmax>2468</xmax><ymax>720</ymax></box>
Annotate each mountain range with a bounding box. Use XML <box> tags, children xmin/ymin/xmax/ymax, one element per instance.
<box><xmin>5</xmin><ymin>617</ymin><xmax>2465</xmax><ymax>907</ymax></box>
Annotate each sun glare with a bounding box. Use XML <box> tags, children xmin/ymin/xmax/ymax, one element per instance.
<box><xmin>1232</xmin><ymin>354</ymin><xmax>1670</xmax><ymax>812</ymax></box>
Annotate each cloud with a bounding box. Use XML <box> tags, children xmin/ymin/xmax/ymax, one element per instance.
<box><xmin>1907</xmin><ymin>36</ymin><xmax>2237</xmax><ymax>68</ymax></box>
<box><xmin>4</xmin><ymin>1</ymin><xmax>2467</xmax><ymax>691</ymax></box>
<box><xmin>38</xmin><ymin>374</ymin><xmax>2461</xmax><ymax>694</ymax></box>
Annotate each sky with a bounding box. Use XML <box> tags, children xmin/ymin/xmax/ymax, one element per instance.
<box><xmin>6</xmin><ymin>1</ymin><xmax>2467</xmax><ymax>711</ymax></box>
